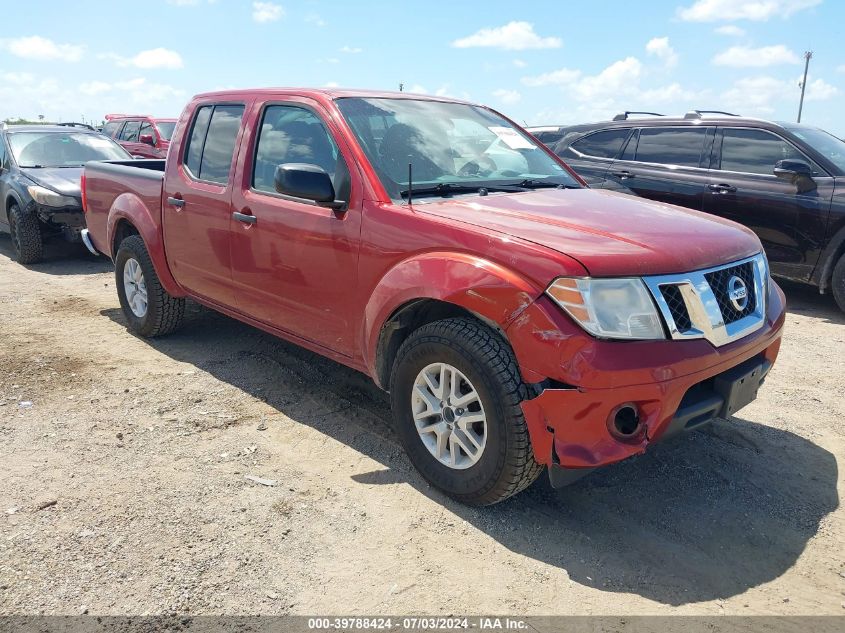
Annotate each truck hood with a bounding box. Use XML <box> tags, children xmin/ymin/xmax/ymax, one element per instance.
<box><xmin>418</xmin><ymin>188</ymin><xmax>762</xmax><ymax>276</ymax></box>
<box><xmin>21</xmin><ymin>167</ymin><xmax>83</xmax><ymax>198</ymax></box>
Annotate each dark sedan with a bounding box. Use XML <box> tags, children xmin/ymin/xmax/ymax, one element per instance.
<box><xmin>0</xmin><ymin>124</ymin><xmax>132</xmax><ymax>263</ymax></box>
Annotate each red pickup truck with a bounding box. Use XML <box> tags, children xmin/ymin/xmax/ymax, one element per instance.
<box><xmin>81</xmin><ymin>89</ymin><xmax>786</xmax><ymax>505</ymax></box>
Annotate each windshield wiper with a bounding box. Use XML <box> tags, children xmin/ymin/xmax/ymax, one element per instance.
<box><xmin>506</xmin><ymin>179</ymin><xmax>578</xmax><ymax>190</ymax></box>
<box><xmin>399</xmin><ymin>183</ymin><xmax>497</xmax><ymax>199</ymax></box>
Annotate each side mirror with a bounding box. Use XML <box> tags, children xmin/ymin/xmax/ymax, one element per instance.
<box><xmin>774</xmin><ymin>159</ymin><xmax>816</xmax><ymax>192</ymax></box>
<box><xmin>274</xmin><ymin>163</ymin><xmax>344</xmax><ymax>209</ymax></box>
<box><xmin>139</xmin><ymin>134</ymin><xmax>155</xmax><ymax>146</ymax></box>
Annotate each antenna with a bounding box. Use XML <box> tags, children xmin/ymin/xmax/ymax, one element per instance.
<box><xmin>407</xmin><ymin>162</ymin><xmax>413</xmax><ymax>206</ymax></box>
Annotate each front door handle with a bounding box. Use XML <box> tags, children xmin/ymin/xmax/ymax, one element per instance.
<box><xmin>708</xmin><ymin>183</ymin><xmax>737</xmax><ymax>193</ymax></box>
<box><xmin>166</xmin><ymin>196</ymin><xmax>185</xmax><ymax>208</ymax></box>
<box><xmin>233</xmin><ymin>211</ymin><xmax>257</xmax><ymax>225</ymax></box>
<box><xmin>611</xmin><ymin>170</ymin><xmax>634</xmax><ymax>179</ymax></box>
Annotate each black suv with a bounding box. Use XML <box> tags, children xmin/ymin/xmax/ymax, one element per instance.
<box><xmin>528</xmin><ymin>112</ymin><xmax>845</xmax><ymax>312</ymax></box>
<box><xmin>0</xmin><ymin>123</ymin><xmax>131</xmax><ymax>264</ymax></box>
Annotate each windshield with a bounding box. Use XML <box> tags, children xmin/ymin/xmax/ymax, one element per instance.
<box><xmin>336</xmin><ymin>97</ymin><xmax>580</xmax><ymax>200</ymax></box>
<box><xmin>9</xmin><ymin>131</ymin><xmax>131</xmax><ymax>167</ymax></box>
<box><xmin>155</xmin><ymin>121</ymin><xmax>176</xmax><ymax>141</ymax></box>
<box><xmin>785</xmin><ymin>125</ymin><xmax>845</xmax><ymax>173</ymax></box>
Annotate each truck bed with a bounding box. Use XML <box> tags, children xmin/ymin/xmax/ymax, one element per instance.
<box><xmin>83</xmin><ymin>159</ymin><xmax>166</xmax><ymax>258</ymax></box>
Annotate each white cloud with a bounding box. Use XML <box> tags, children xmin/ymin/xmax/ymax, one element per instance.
<box><xmin>452</xmin><ymin>21</ymin><xmax>561</xmax><ymax>50</ymax></box>
<box><xmin>252</xmin><ymin>2</ymin><xmax>284</xmax><ymax>23</ymax></box>
<box><xmin>306</xmin><ymin>13</ymin><xmax>326</xmax><ymax>27</ymax></box>
<box><xmin>838</xmin><ymin>64</ymin><xmax>845</xmax><ymax>73</ymax></box>
<box><xmin>678</xmin><ymin>0</ymin><xmax>820</xmax><ymax>22</ymax></box>
<box><xmin>521</xmin><ymin>68</ymin><xmax>581</xmax><ymax>87</ymax></box>
<box><xmin>512</xmin><ymin>59</ymin><xmax>527</xmax><ymax>68</ymax></box>
<box><xmin>2</xmin><ymin>72</ymin><xmax>35</xmax><ymax>85</ymax></box>
<box><xmin>493</xmin><ymin>88</ymin><xmax>522</xmax><ymax>104</ymax></box>
<box><xmin>0</xmin><ymin>36</ymin><xmax>84</xmax><ymax>62</ymax></box>
<box><xmin>803</xmin><ymin>77</ymin><xmax>839</xmax><ymax>101</ymax></box>
<box><xmin>646</xmin><ymin>37</ymin><xmax>678</xmax><ymax>68</ymax></box>
<box><xmin>722</xmin><ymin>75</ymin><xmax>792</xmax><ymax>113</ymax></box>
<box><xmin>79</xmin><ymin>81</ymin><xmax>113</xmax><ymax>96</ymax></box>
<box><xmin>324</xmin><ymin>81</ymin><xmax>340</xmax><ymax>88</ymax></box>
<box><xmin>573</xmin><ymin>57</ymin><xmax>643</xmax><ymax>101</ymax></box>
<box><xmin>100</xmin><ymin>48</ymin><xmax>184</xmax><ymax>69</ymax></box>
<box><xmin>715</xmin><ymin>24</ymin><xmax>746</xmax><ymax>36</ymax></box>
<box><xmin>713</xmin><ymin>44</ymin><xmax>799</xmax><ymax>67</ymax></box>
<box><xmin>339</xmin><ymin>46</ymin><xmax>362</xmax><ymax>54</ymax></box>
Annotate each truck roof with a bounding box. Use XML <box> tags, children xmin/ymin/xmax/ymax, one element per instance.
<box><xmin>191</xmin><ymin>87</ymin><xmax>475</xmax><ymax>106</ymax></box>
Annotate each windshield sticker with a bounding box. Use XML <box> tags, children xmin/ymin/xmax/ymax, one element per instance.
<box><xmin>488</xmin><ymin>126</ymin><xmax>534</xmax><ymax>150</ymax></box>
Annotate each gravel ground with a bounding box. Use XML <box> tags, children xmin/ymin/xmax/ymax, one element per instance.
<box><xmin>0</xmin><ymin>236</ymin><xmax>843</xmax><ymax>616</ymax></box>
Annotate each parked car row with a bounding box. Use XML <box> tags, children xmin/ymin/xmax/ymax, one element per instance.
<box><xmin>76</xmin><ymin>88</ymin><xmax>785</xmax><ymax>505</ymax></box>
<box><xmin>527</xmin><ymin>110</ymin><xmax>845</xmax><ymax>312</ymax></box>
<box><xmin>102</xmin><ymin>114</ymin><xmax>177</xmax><ymax>158</ymax></box>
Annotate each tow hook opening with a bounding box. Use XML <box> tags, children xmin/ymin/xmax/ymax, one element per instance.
<box><xmin>608</xmin><ymin>404</ymin><xmax>645</xmax><ymax>443</ymax></box>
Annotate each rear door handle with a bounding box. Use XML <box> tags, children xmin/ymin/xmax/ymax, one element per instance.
<box><xmin>708</xmin><ymin>183</ymin><xmax>737</xmax><ymax>193</ymax></box>
<box><xmin>233</xmin><ymin>211</ymin><xmax>257</xmax><ymax>225</ymax></box>
<box><xmin>166</xmin><ymin>196</ymin><xmax>185</xmax><ymax>208</ymax></box>
<box><xmin>611</xmin><ymin>170</ymin><xmax>634</xmax><ymax>179</ymax></box>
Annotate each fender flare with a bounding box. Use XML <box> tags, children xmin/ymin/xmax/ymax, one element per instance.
<box><xmin>813</xmin><ymin>220</ymin><xmax>845</xmax><ymax>293</ymax></box>
<box><xmin>107</xmin><ymin>192</ymin><xmax>185</xmax><ymax>297</ymax></box>
<box><xmin>361</xmin><ymin>251</ymin><xmax>542</xmax><ymax>382</ymax></box>
<box><xmin>4</xmin><ymin>189</ymin><xmax>25</xmax><ymax>223</ymax></box>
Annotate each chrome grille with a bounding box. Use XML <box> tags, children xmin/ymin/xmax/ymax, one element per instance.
<box><xmin>704</xmin><ymin>261</ymin><xmax>756</xmax><ymax>324</ymax></box>
<box><xmin>659</xmin><ymin>284</ymin><xmax>692</xmax><ymax>333</ymax></box>
<box><xmin>643</xmin><ymin>253</ymin><xmax>767</xmax><ymax>347</ymax></box>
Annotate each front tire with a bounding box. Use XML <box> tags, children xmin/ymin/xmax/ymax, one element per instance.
<box><xmin>832</xmin><ymin>254</ymin><xmax>845</xmax><ymax>313</ymax></box>
<box><xmin>8</xmin><ymin>203</ymin><xmax>43</xmax><ymax>264</ymax></box>
<box><xmin>389</xmin><ymin>318</ymin><xmax>542</xmax><ymax>506</ymax></box>
<box><xmin>115</xmin><ymin>235</ymin><xmax>185</xmax><ymax>337</ymax></box>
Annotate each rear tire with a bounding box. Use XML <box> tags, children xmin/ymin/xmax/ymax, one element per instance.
<box><xmin>115</xmin><ymin>235</ymin><xmax>185</xmax><ymax>337</ymax></box>
<box><xmin>8</xmin><ymin>203</ymin><xmax>43</xmax><ymax>264</ymax></box>
<box><xmin>389</xmin><ymin>317</ymin><xmax>543</xmax><ymax>506</ymax></box>
<box><xmin>832</xmin><ymin>254</ymin><xmax>845</xmax><ymax>314</ymax></box>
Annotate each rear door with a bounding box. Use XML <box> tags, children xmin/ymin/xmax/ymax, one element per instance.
<box><xmin>162</xmin><ymin>102</ymin><xmax>247</xmax><ymax>305</ymax></box>
<box><xmin>704</xmin><ymin>127</ymin><xmax>835</xmax><ymax>281</ymax></box>
<box><xmin>605</xmin><ymin>126</ymin><xmax>712</xmax><ymax>209</ymax></box>
<box><xmin>228</xmin><ymin>99</ymin><xmax>362</xmax><ymax>356</ymax></box>
<box><xmin>557</xmin><ymin>128</ymin><xmax>632</xmax><ymax>188</ymax></box>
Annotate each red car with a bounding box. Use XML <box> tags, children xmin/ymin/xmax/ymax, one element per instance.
<box><xmin>81</xmin><ymin>88</ymin><xmax>786</xmax><ymax>505</ymax></box>
<box><xmin>102</xmin><ymin>114</ymin><xmax>177</xmax><ymax>158</ymax></box>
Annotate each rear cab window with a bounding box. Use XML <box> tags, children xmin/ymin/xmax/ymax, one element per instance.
<box><xmin>182</xmin><ymin>104</ymin><xmax>245</xmax><ymax>184</ymax></box>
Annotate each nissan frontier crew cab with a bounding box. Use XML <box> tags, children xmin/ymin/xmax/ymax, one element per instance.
<box><xmin>82</xmin><ymin>89</ymin><xmax>786</xmax><ymax>505</ymax></box>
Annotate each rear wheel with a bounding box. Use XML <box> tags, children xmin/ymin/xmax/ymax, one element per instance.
<box><xmin>389</xmin><ymin>318</ymin><xmax>543</xmax><ymax>506</ymax></box>
<box><xmin>115</xmin><ymin>235</ymin><xmax>185</xmax><ymax>337</ymax></box>
<box><xmin>8</xmin><ymin>203</ymin><xmax>43</xmax><ymax>264</ymax></box>
<box><xmin>832</xmin><ymin>254</ymin><xmax>845</xmax><ymax>313</ymax></box>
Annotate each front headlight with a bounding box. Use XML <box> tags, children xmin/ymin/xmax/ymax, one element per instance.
<box><xmin>27</xmin><ymin>185</ymin><xmax>78</xmax><ymax>208</ymax></box>
<box><xmin>546</xmin><ymin>277</ymin><xmax>666</xmax><ymax>340</ymax></box>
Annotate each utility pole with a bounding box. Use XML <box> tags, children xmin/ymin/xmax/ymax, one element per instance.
<box><xmin>399</xmin><ymin>83</ymin><xmax>404</xmax><ymax>92</ymax></box>
<box><xmin>797</xmin><ymin>50</ymin><xmax>813</xmax><ymax>123</ymax></box>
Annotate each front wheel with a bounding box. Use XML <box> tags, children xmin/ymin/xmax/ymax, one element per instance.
<box><xmin>389</xmin><ymin>318</ymin><xmax>543</xmax><ymax>506</ymax></box>
<box><xmin>115</xmin><ymin>235</ymin><xmax>185</xmax><ymax>337</ymax></box>
<box><xmin>8</xmin><ymin>203</ymin><xmax>43</xmax><ymax>264</ymax></box>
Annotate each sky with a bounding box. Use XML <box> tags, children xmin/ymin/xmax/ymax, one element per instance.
<box><xmin>0</xmin><ymin>0</ymin><xmax>842</xmax><ymax>135</ymax></box>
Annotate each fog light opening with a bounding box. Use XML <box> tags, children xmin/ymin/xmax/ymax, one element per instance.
<box><xmin>608</xmin><ymin>404</ymin><xmax>644</xmax><ymax>441</ymax></box>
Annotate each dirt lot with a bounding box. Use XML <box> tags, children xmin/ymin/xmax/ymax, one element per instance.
<box><xmin>1</xmin><ymin>236</ymin><xmax>844</xmax><ymax>617</ymax></box>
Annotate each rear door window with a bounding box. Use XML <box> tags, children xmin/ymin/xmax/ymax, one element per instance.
<box><xmin>183</xmin><ymin>104</ymin><xmax>244</xmax><ymax>183</ymax></box>
<box><xmin>633</xmin><ymin>127</ymin><xmax>707</xmax><ymax>167</ymax></box>
<box><xmin>119</xmin><ymin>120</ymin><xmax>141</xmax><ymax>142</ymax></box>
<box><xmin>570</xmin><ymin>129</ymin><xmax>631</xmax><ymax>159</ymax></box>
<box><xmin>718</xmin><ymin>128</ymin><xmax>811</xmax><ymax>175</ymax></box>
<box><xmin>139</xmin><ymin>121</ymin><xmax>155</xmax><ymax>140</ymax></box>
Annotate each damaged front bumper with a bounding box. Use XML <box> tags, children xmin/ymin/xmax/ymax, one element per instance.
<box><xmin>507</xmin><ymin>281</ymin><xmax>786</xmax><ymax>488</ymax></box>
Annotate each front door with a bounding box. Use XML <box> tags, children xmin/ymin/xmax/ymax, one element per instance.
<box><xmin>162</xmin><ymin>103</ymin><xmax>246</xmax><ymax>304</ymax></box>
<box><xmin>229</xmin><ymin>100</ymin><xmax>362</xmax><ymax>357</ymax></box>
<box><xmin>704</xmin><ymin>127</ymin><xmax>835</xmax><ymax>281</ymax></box>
